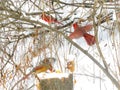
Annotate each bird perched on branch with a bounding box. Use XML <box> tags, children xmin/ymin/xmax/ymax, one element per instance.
<box><xmin>32</xmin><ymin>62</ymin><xmax>52</xmax><ymax>74</ymax></box>
<box><xmin>18</xmin><ymin>57</ymin><xmax>55</xmax><ymax>80</ymax></box>
<box><xmin>41</xmin><ymin>12</ymin><xmax>63</xmax><ymax>25</ymax></box>
<box><xmin>33</xmin><ymin>57</ymin><xmax>56</xmax><ymax>73</ymax></box>
<box><xmin>12</xmin><ymin>57</ymin><xmax>56</xmax><ymax>89</ymax></box>
<box><xmin>69</xmin><ymin>22</ymin><xmax>95</xmax><ymax>46</ymax></box>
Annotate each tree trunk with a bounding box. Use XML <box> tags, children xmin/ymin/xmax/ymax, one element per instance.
<box><xmin>38</xmin><ymin>74</ymin><xmax>73</xmax><ymax>90</ymax></box>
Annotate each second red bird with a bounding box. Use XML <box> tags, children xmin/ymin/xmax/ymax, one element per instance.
<box><xmin>41</xmin><ymin>13</ymin><xmax>63</xmax><ymax>25</ymax></box>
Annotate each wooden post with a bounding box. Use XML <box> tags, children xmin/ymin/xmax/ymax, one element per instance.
<box><xmin>38</xmin><ymin>74</ymin><xmax>73</xmax><ymax>90</ymax></box>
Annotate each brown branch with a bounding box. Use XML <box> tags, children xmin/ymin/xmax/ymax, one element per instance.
<box><xmin>60</xmin><ymin>31</ymin><xmax>120</xmax><ymax>89</ymax></box>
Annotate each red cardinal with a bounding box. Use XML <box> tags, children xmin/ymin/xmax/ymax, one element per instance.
<box><xmin>69</xmin><ymin>22</ymin><xmax>95</xmax><ymax>46</ymax></box>
<box><xmin>41</xmin><ymin>13</ymin><xmax>63</xmax><ymax>25</ymax></box>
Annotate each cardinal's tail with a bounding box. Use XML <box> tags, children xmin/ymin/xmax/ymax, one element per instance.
<box><xmin>83</xmin><ymin>33</ymin><xmax>95</xmax><ymax>46</ymax></box>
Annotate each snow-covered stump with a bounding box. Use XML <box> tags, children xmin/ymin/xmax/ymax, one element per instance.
<box><xmin>37</xmin><ymin>73</ymin><xmax>73</xmax><ymax>90</ymax></box>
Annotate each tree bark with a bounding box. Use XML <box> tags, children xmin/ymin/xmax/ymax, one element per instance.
<box><xmin>39</xmin><ymin>74</ymin><xmax>73</xmax><ymax>90</ymax></box>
